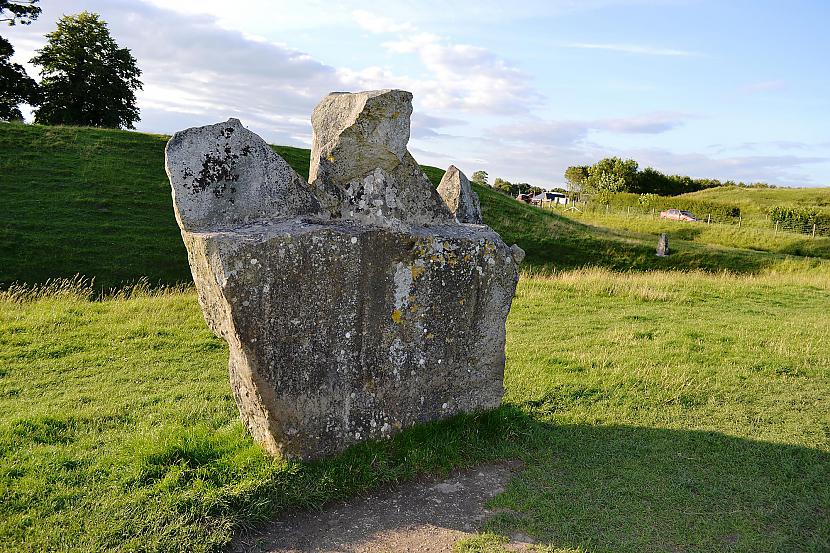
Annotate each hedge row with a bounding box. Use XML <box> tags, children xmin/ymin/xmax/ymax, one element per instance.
<box><xmin>592</xmin><ymin>192</ymin><xmax>742</xmax><ymax>220</ymax></box>
<box><xmin>768</xmin><ymin>205</ymin><xmax>830</xmax><ymax>228</ymax></box>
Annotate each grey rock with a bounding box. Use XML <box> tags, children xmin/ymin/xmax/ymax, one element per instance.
<box><xmin>657</xmin><ymin>233</ymin><xmax>669</xmax><ymax>257</ymax></box>
<box><xmin>437</xmin><ymin>165</ymin><xmax>483</xmax><ymax>224</ymax></box>
<box><xmin>309</xmin><ymin>90</ymin><xmax>453</xmax><ymax>227</ymax></box>
<box><xmin>165</xmin><ymin>118</ymin><xmax>320</xmax><ymax>232</ymax></box>
<box><xmin>309</xmin><ymin>90</ymin><xmax>412</xmax><ymax>187</ymax></box>
<box><xmin>167</xmin><ymin>90</ymin><xmax>521</xmax><ymax>460</ymax></box>
<box><xmin>510</xmin><ymin>244</ymin><xmax>526</xmax><ymax>264</ymax></box>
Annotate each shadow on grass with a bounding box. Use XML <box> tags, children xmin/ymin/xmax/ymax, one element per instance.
<box><xmin>213</xmin><ymin>405</ymin><xmax>829</xmax><ymax>553</ymax></box>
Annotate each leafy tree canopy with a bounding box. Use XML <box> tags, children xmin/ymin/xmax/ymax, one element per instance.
<box><xmin>471</xmin><ymin>170</ymin><xmax>488</xmax><ymax>186</ymax></box>
<box><xmin>0</xmin><ymin>1</ymin><xmax>40</xmax><ymax>120</ymax></box>
<box><xmin>0</xmin><ymin>0</ymin><xmax>40</xmax><ymax>26</ymax></box>
<box><xmin>0</xmin><ymin>35</ymin><xmax>38</xmax><ymax>120</ymax></box>
<box><xmin>31</xmin><ymin>11</ymin><xmax>142</xmax><ymax>129</ymax></box>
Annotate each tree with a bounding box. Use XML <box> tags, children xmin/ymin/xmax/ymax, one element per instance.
<box><xmin>564</xmin><ymin>165</ymin><xmax>589</xmax><ymax>193</ymax></box>
<box><xmin>514</xmin><ymin>182</ymin><xmax>532</xmax><ymax>195</ymax></box>
<box><xmin>31</xmin><ymin>12</ymin><xmax>142</xmax><ymax>129</ymax></box>
<box><xmin>633</xmin><ymin>166</ymin><xmax>675</xmax><ymax>195</ymax></box>
<box><xmin>492</xmin><ymin>177</ymin><xmax>515</xmax><ymax>196</ymax></box>
<box><xmin>0</xmin><ymin>0</ymin><xmax>40</xmax><ymax>121</ymax></box>
<box><xmin>585</xmin><ymin>157</ymin><xmax>638</xmax><ymax>193</ymax></box>
<box><xmin>0</xmin><ymin>37</ymin><xmax>37</xmax><ymax>119</ymax></box>
<box><xmin>471</xmin><ymin>170</ymin><xmax>488</xmax><ymax>187</ymax></box>
<box><xmin>0</xmin><ymin>0</ymin><xmax>40</xmax><ymax>25</ymax></box>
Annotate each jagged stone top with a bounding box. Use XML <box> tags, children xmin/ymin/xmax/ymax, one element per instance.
<box><xmin>437</xmin><ymin>165</ymin><xmax>483</xmax><ymax>224</ymax></box>
<box><xmin>309</xmin><ymin>90</ymin><xmax>412</xmax><ymax>186</ymax></box>
<box><xmin>309</xmin><ymin>89</ymin><xmax>455</xmax><ymax>228</ymax></box>
<box><xmin>165</xmin><ymin>118</ymin><xmax>320</xmax><ymax>233</ymax></box>
<box><xmin>166</xmin><ymin>90</ymin><xmax>497</xmax><ymax>234</ymax></box>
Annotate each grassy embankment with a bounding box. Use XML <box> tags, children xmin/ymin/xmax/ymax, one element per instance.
<box><xmin>3</xmin><ymin>121</ymin><xmax>828</xmax><ymax>291</ymax></box>
<box><xmin>1</xmin><ymin>122</ymin><xmax>829</xmax><ymax>551</ymax></box>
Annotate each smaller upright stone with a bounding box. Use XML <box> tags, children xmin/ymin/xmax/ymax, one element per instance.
<box><xmin>437</xmin><ymin>165</ymin><xmax>483</xmax><ymax>224</ymax></box>
<box><xmin>165</xmin><ymin>118</ymin><xmax>320</xmax><ymax>232</ymax></box>
<box><xmin>657</xmin><ymin>233</ymin><xmax>669</xmax><ymax>257</ymax></box>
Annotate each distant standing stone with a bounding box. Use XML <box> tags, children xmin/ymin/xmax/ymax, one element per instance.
<box><xmin>437</xmin><ymin>165</ymin><xmax>483</xmax><ymax>224</ymax></box>
<box><xmin>657</xmin><ymin>233</ymin><xmax>669</xmax><ymax>256</ymax></box>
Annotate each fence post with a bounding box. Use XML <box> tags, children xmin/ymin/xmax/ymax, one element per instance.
<box><xmin>813</xmin><ymin>223</ymin><xmax>817</xmax><ymax>238</ymax></box>
<box><xmin>606</xmin><ymin>204</ymin><xmax>609</xmax><ymax>214</ymax></box>
<box><xmin>775</xmin><ymin>221</ymin><xmax>779</xmax><ymax>234</ymax></box>
<box><xmin>707</xmin><ymin>214</ymin><xmax>711</xmax><ymax>225</ymax></box>
<box><xmin>627</xmin><ymin>206</ymin><xmax>631</xmax><ymax>215</ymax></box>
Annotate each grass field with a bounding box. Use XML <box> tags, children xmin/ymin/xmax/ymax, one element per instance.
<box><xmin>681</xmin><ymin>186</ymin><xmax>830</xmax><ymax>218</ymax></box>
<box><xmin>557</xmin><ymin>207</ymin><xmax>830</xmax><ymax>259</ymax></box>
<box><xmin>1</xmin><ymin>271</ymin><xmax>828</xmax><ymax>552</ymax></box>
<box><xmin>2</xmin><ymin>122</ymin><xmax>830</xmax><ymax>552</ymax></box>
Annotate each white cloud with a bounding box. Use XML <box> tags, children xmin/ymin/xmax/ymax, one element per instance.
<box><xmin>349</xmin><ymin>13</ymin><xmax>542</xmax><ymax>115</ymax></box>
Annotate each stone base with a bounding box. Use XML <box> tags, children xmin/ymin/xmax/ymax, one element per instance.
<box><xmin>184</xmin><ymin>219</ymin><xmax>518</xmax><ymax>459</ymax></box>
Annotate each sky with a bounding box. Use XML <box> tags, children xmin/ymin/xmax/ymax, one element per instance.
<box><xmin>5</xmin><ymin>0</ymin><xmax>830</xmax><ymax>187</ymax></box>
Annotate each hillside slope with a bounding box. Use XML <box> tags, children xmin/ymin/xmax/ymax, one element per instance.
<box><xmin>681</xmin><ymin>185</ymin><xmax>830</xmax><ymax>217</ymax></box>
<box><xmin>1</xmin><ymin>122</ymin><xmax>823</xmax><ymax>289</ymax></box>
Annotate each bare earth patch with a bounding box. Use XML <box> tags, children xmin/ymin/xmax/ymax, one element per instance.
<box><xmin>230</xmin><ymin>460</ymin><xmax>534</xmax><ymax>552</ymax></box>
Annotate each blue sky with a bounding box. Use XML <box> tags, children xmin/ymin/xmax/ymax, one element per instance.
<box><xmin>6</xmin><ymin>0</ymin><xmax>829</xmax><ymax>187</ymax></box>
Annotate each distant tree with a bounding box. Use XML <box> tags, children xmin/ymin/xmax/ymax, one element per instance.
<box><xmin>0</xmin><ymin>0</ymin><xmax>40</xmax><ymax>25</ymax></box>
<box><xmin>515</xmin><ymin>182</ymin><xmax>532</xmax><ymax>194</ymax></box>
<box><xmin>31</xmin><ymin>12</ymin><xmax>143</xmax><ymax>128</ymax></box>
<box><xmin>471</xmin><ymin>170</ymin><xmax>488</xmax><ymax>187</ymax></box>
<box><xmin>528</xmin><ymin>186</ymin><xmax>543</xmax><ymax>196</ymax></box>
<box><xmin>492</xmin><ymin>177</ymin><xmax>515</xmax><ymax>196</ymax></box>
<box><xmin>586</xmin><ymin>157</ymin><xmax>638</xmax><ymax>193</ymax></box>
<box><xmin>564</xmin><ymin>165</ymin><xmax>589</xmax><ymax>193</ymax></box>
<box><xmin>633</xmin><ymin>166</ymin><xmax>675</xmax><ymax>195</ymax></box>
<box><xmin>0</xmin><ymin>0</ymin><xmax>40</xmax><ymax>120</ymax></box>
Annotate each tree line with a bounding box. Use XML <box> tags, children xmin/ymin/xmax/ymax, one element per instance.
<box><xmin>1</xmin><ymin>1</ymin><xmax>142</xmax><ymax>128</ymax></box>
<box><xmin>564</xmin><ymin>157</ymin><xmax>775</xmax><ymax>197</ymax></box>
<box><xmin>469</xmin><ymin>170</ymin><xmax>546</xmax><ymax>197</ymax></box>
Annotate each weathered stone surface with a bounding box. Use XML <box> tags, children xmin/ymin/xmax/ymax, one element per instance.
<box><xmin>437</xmin><ymin>165</ymin><xmax>483</xmax><ymax>224</ymax></box>
<box><xmin>309</xmin><ymin>90</ymin><xmax>453</xmax><ymax>227</ymax></box>
<box><xmin>167</xmin><ymin>90</ymin><xmax>522</xmax><ymax>460</ymax></box>
<box><xmin>657</xmin><ymin>233</ymin><xmax>669</xmax><ymax>257</ymax></box>
<box><xmin>166</xmin><ymin>118</ymin><xmax>320</xmax><ymax>232</ymax></box>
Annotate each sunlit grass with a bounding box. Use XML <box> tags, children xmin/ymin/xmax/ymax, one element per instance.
<box><xmin>2</xmin><ymin>271</ymin><xmax>828</xmax><ymax>552</ymax></box>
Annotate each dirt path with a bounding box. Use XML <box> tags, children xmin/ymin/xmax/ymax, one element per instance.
<box><xmin>229</xmin><ymin>460</ymin><xmax>535</xmax><ymax>552</ymax></box>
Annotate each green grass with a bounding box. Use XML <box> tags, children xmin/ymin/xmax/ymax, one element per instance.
<box><xmin>5</xmin><ymin>121</ymin><xmax>829</xmax><ymax>292</ymax></box>
<box><xmin>556</xmin><ymin>206</ymin><xmax>830</xmax><ymax>259</ymax></box>
<box><xmin>1</xmin><ymin>271</ymin><xmax>828</xmax><ymax>552</ymax></box>
<box><xmin>681</xmin><ymin>185</ymin><xmax>830</xmax><ymax>218</ymax></box>
<box><xmin>479</xmin><ymin>184</ymin><xmax>830</xmax><ymax>274</ymax></box>
<box><xmin>2</xmin><ymin>122</ymin><xmax>829</xmax><ymax>551</ymax></box>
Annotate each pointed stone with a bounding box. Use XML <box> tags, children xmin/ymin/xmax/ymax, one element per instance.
<box><xmin>309</xmin><ymin>90</ymin><xmax>453</xmax><ymax>227</ymax></box>
<box><xmin>437</xmin><ymin>166</ymin><xmax>483</xmax><ymax>224</ymax></box>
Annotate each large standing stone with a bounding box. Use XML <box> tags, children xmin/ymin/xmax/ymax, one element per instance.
<box><xmin>166</xmin><ymin>90</ymin><xmax>522</xmax><ymax>460</ymax></box>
